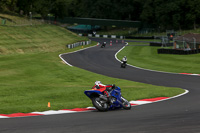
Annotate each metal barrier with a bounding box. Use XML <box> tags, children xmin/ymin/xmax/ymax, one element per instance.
<box><xmin>78</xmin><ymin>33</ymin><xmax>125</xmax><ymax>39</ymax></box>
<box><xmin>157</xmin><ymin>48</ymin><xmax>200</xmax><ymax>55</ymax></box>
<box><xmin>66</xmin><ymin>40</ymin><xmax>91</xmax><ymax>49</ymax></box>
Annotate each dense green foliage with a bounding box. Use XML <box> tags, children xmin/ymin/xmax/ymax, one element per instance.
<box><xmin>1</xmin><ymin>0</ymin><xmax>200</xmax><ymax>30</ymax></box>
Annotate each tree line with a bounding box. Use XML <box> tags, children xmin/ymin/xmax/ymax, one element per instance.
<box><xmin>1</xmin><ymin>0</ymin><xmax>200</xmax><ymax>30</ymax></box>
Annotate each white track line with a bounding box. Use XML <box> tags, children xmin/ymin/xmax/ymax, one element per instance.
<box><xmin>0</xmin><ymin>41</ymin><xmax>191</xmax><ymax>119</ymax></box>
<box><xmin>0</xmin><ymin>116</ymin><xmax>9</xmax><ymax>118</ymax></box>
<box><xmin>59</xmin><ymin>45</ymin><xmax>97</xmax><ymax>67</ymax></box>
<box><xmin>115</xmin><ymin>42</ymin><xmax>189</xmax><ymax>100</ymax></box>
<box><xmin>115</xmin><ymin>42</ymin><xmax>199</xmax><ymax>76</ymax></box>
<box><xmin>31</xmin><ymin>110</ymin><xmax>77</xmax><ymax>115</ymax></box>
<box><xmin>114</xmin><ymin>42</ymin><xmax>178</xmax><ymax>75</ymax></box>
<box><xmin>0</xmin><ymin>90</ymin><xmax>189</xmax><ymax>119</ymax></box>
<box><xmin>129</xmin><ymin>89</ymin><xmax>189</xmax><ymax>107</ymax></box>
<box><xmin>129</xmin><ymin>101</ymin><xmax>152</xmax><ymax>105</ymax></box>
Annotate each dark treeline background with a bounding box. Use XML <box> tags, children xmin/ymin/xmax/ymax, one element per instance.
<box><xmin>1</xmin><ymin>0</ymin><xmax>200</xmax><ymax>30</ymax></box>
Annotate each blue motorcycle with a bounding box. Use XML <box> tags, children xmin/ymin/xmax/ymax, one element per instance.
<box><xmin>84</xmin><ymin>85</ymin><xmax>131</xmax><ymax>111</ymax></box>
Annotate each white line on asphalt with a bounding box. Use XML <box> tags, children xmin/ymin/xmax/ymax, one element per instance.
<box><xmin>115</xmin><ymin>42</ymin><xmax>198</xmax><ymax>76</ymax></box>
<box><xmin>59</xmin><ymin>45</ymin><xmax>97</xmax><ymax>67</ymax></box>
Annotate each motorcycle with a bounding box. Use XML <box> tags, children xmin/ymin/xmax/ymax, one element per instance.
<box><xmin>84</xmin><ymin>85</ymin><xmax>131</xmax><ymax>111</ymax></box>
<box><xmin>101</xmin><ymin>42</ymin><xmax>106</xmax><ymax>48</ymax></box>
<box><xmin>121</xmin><ymin>61</ymin><xmax>127</xmax><ymax>68</ymax></box>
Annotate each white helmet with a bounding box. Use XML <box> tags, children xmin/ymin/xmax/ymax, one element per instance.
<box><xmin>95</xmin><ymin>81</ymin><xmax>101</xmax><ymax>85</ymax></box>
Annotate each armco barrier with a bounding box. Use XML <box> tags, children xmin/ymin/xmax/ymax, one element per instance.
<box><xmin>157</xmin><ymin>48</ymin><xmax>200</xmax><ymax>55</ymax></box>
<box><xmin>150</xmin><ymin>42</ymin><xmax>173</xmax><ymax>47</ymax></box>
<box><xmin>78</xmin><ymin>33</ymin><xmax>124</xmax><ymax>39</ymax></box>
<box><xmin>66</xmin><ymin>40</ymin><xmax>91</xmax><ymax>49</ymax></box>
<box><xmin>126</xmin><ymin>36</ymin><xmax>154</xmax><ymax>39</ymax></box>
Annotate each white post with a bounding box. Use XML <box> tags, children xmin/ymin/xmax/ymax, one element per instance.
<box><xmin>193</xmin><ymin>37</ymin><xmax>196</xmax><ymax>49</ymax></box>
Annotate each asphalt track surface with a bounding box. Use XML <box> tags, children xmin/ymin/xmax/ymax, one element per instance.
<box><xmin>1</xmin><ymin>38</ymin><xmax>200</xmax><ymax>133</ymax></box>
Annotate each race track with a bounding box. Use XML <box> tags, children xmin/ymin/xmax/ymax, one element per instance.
<box><xmin>1</xmin><ymin>38</ymin><xmax>200</xmax><ymax>133</ymax></box>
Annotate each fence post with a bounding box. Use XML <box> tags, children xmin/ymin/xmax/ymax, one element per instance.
<box><xmin>1</xmin><ymin>19</ymin><xmax>6</xmax><ymax>25</ymax></box>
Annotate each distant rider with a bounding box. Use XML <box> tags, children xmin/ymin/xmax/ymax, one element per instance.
<box><xmin>101</xmin><ymin>42</ymin><xmax>106</xmax><ymax>48</ymax></box>
<box><xmin>122</xmin><ymin>56</ymin><xmax>127</xmax><ymax>65</ymax></box>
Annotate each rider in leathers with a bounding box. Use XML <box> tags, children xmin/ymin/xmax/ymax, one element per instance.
<box><xmin>122</xmin><ymin>56</ymin><xmax>127</xmax><ymax>65</ymax></box>
<box><xmin>92</xmin><ymin>81</ymin><xmax>115</xmax><ymax>103</ymax></box>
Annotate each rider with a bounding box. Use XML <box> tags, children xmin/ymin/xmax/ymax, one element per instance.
<box><xmin>92</xmin><ymin>81</ymin><xmax>115</xmax><ymax>103</ymax></box>
<box><xmin>122</xmin><ymin>56</ymin><xmax>127</xmax><ymax>65</ymax></box>
<box><xmin>102</xmin><ymin>42</ymin><xmax>106</xmax><ymax>47</ymax></box>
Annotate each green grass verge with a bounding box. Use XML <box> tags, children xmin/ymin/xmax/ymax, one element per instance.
<box><xmin>0</xmin><ymin>50</ymin><xmax>184</xmax><ymax>114</ymax></box>
<box><xmin>117</xmin><ymin>42</ymin><xmax>200</xmax><ymax>74</ymax></box>
<box><xmin>0</xmin><ymin>13</ymin><xmax>43</xmax><ymax>26</ymax></box>
<box><xmin>0</xmin><ymin>14</ymin><xmax>184</xmax><ymax>114</ymax></box>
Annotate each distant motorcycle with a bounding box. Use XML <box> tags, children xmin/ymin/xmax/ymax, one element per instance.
<box><xmin>101</xmin><ymin>42</ymin><xmax>106</xmax><ymax>48</ymax></box>
<box><xmin>84</xmin><ymin>85</ymin><xmax>131</xmax><ymax>111</ymax></box>
<box><xmin>121</xmin><ymin>61</ymin><xmax>127</xmax><ymax>68</ymax></box>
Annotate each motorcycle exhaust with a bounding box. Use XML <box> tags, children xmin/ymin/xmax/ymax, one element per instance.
<box><xmin>99</xmin><ymin>95</ymin><xmax>108</xmax><ymax>101</ymax></box>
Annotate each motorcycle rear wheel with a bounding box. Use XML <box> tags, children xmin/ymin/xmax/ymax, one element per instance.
<box><xmin>121</xmin><ymin>96</ymin><xmax>131</xmax><ymax>110</ymax></box>
<box><xmin>92</xmin><ymin>97</ymin><xmax>109</xmax><ymax>112</ymax></box>
<box><xmin>121</xmin><ymin>63</ymin><xmax>126</xmax><ymax>68</ymax></box>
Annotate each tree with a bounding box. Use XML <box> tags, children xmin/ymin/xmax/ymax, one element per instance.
<box><xmin>32</xmin><ymin>0</ymin><xmax>53</xmax><ymax>18</ymax></box>
<box><xmin>155</xmin><ymin>0</ymin><xmax>182</xmax><ymax>30</ymax></box>
<box><xmin>186</xmin><ymin>0</ymin><xmax>200</xmax><ymax>29</ymax></box>
<box><xmin>140</xmin><ymin>0</ymin><xmax>155</xmax><ymax>24</ymax></box>
<box><xmin>17</xmin><ymin>0</ymin><xmax>33</xmax><ymax>15</ymax></box>
<box><xmin>50</xmin><ymin>0</ymin><xmax>75</xmax><ymax>19</ymax></box>
<box><xmin>0</xmin><ymin>0</ymin><xmax>18</xmax><ymax>12</ymax></box>
<box><xmin>7</xmin><ymin>0</ymin><xmax>200</xmax><ymax>31</ymax></box>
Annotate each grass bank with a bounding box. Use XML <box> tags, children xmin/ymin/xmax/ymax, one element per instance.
<box><xmin>117</xmin><ymin>42</ymin><xmax>200</xmax><ymax>74</ymax></box>
<box><xmin>0</xmin><ymin>24</ymin><xmax>88</xmax><ymax>55</ymax></box>
<box><xmin>0</xmin><ymin>13</ymin><xmax>43</xmax><ymax>26</ymax></box>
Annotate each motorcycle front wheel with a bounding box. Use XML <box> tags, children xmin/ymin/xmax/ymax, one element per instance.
<box><xmin>92</xmin><ymin>97</ymin><xmax>109</xmax><ymax>112</ymax></box>
<box><xmin>121</xmin><ymin>96</ymin><xmax>131</xmax><ymax>110</ymax></box>
<box><xmin>121</xmin><ymin>63</ymin><xmax>126</xmax><ymax>68</ymax></box>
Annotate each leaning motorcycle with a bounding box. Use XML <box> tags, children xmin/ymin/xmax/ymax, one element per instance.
<box><xmin>121</xmin><ymin>61</ymin><xmax>127</xmax><ymax>68</ymax></box>
<box><xmin>84</xmin><ymin>85</ymin><xmax>131</xmax><ymax>111</ymax></box>
<box><xmin>101</xmin><ymin>42</ymin><xmax>106</xmax><ymax>48</ymax></box>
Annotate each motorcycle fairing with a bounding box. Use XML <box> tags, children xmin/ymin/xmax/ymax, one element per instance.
<box><xmin>84</xmin><ymin>90</ymin><xmax>103</xmax><ymax>98</ymax></box>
